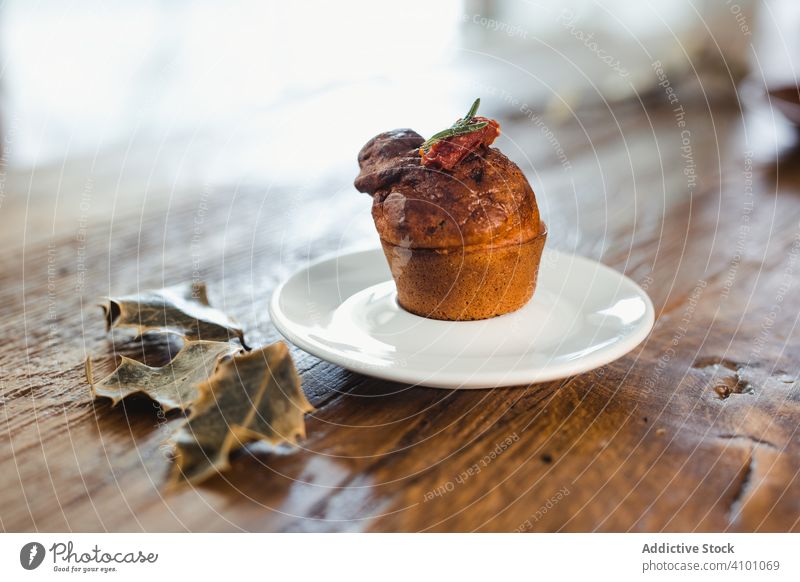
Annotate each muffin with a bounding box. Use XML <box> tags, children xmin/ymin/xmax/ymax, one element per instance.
<box><xmin>355</xmin><ymin>99</ymin><xmax>547</xmax><ymax>321</ymax></box>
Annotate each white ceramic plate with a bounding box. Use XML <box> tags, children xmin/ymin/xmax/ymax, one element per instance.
<box><xmin>269</xmin><ymin>248</ymin><xmax>654</xmax><ymax>389</ymax></box>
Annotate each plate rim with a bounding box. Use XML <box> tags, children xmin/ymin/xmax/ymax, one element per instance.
<box><xmin>269</xmin><ymin>247</ymin><xmax>655</xmax><ymax>389</ymax></box>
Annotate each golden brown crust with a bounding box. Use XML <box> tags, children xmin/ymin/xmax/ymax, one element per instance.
<box><xmin>356</xmin><ymin>129</ymin><xmax>541</xmax><ymax>250</ymax></box>
<box><xmin>381</xmin><ymin>227</ymin><xmax>547</xmax><ymax>321</ymax></box>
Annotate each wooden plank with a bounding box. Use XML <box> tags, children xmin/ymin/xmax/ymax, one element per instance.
<box><xmin>1</xmin><ymin>103</ymin><xmax>798</xmax><ymax>532</ymax></box>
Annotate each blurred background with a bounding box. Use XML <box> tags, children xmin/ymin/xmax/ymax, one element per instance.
<box><xmin>0</xmin><ymin>0</ymin><xmax>797</xmax><ymax>251</ymax></box>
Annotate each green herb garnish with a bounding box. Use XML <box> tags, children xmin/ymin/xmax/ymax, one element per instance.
<box><xmin>420</xmin><ymin>98</ymin><xmax>487</xmax><ymax>153</ymax></box>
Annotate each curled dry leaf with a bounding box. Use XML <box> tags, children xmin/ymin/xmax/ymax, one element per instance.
<box><xmin>87</xmin><ymin>338</ymin><xmax>242</xmax><ymax>411</ymax></box>
<box><xmin>169</xmin><ymin>341</ymin><xmax>314</xmax><ymax>486</ymax></box>
<box><xmin>102</xmin><ymin>282</ymin><xmax>246</xmax><ymax>345</ymax></box>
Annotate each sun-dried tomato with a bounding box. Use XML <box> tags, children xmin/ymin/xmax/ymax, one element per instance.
<box><xmin>420</xmin><ymin>117</ymin><xmax>500</xmax><ymax>170</ymax></box>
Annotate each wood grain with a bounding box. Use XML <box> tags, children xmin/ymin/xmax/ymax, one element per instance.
<box><xmin>1</xmin><ymin>98</ymin><xmax>799</xmax><ymax>532</ymax></box>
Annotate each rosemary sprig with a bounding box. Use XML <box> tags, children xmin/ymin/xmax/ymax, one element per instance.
<box><xmin>457</xmin><ymin>98</ymin><xmax>481</xmax><ymax>127</ymax></box>
<box><xmin>420</xmin><ymin>98</ymin><xmax>486</xmax><ymax>153</ymax></box>
<box><xmin>421</xmin><ymin>121</ymin><xmax>488</xmax><ymax>151</ymax></box>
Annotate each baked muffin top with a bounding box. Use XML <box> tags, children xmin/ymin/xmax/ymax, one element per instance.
<box><xmin>355</xmin><ymin>128</ymin><xmax>541</xmax><ymax>250</ymax></box>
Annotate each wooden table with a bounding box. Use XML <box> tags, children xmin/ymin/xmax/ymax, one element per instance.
<box><xmin>2</xmin><ymin>89</ymin><xmax>799</xmax><ymax>532</ymax></box>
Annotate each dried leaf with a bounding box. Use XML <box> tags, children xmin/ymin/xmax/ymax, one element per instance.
<box><xmin>88</xmin><ymin>339</ymin><xmax>241</xmax><ymax>411</ymax></box>
<box><xmin>102</xmin><ymin>282</ymin><xmax>246</xmax><ymax>345</ymax></box>
<box><xmin>169</xmin><ymin>342</ymin><xmax>313</xmax><ymax>486</ymax></box>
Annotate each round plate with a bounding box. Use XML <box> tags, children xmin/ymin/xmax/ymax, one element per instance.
<box><xmin>269</xmin><ymin>248</ymin><xmax>654</xmax><ymax>389</ymax></box>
